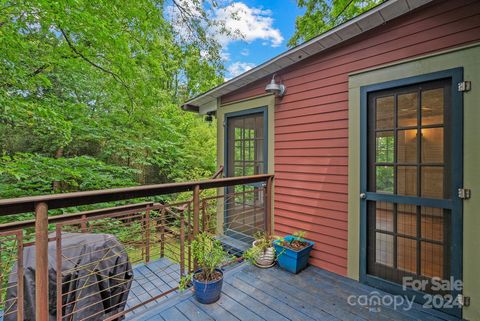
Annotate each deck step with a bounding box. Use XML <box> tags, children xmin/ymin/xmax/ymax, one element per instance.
<box><xmin>216</xmin><ymin>233</ymin><xmax>250</xmax><ymax>256</ymax></box>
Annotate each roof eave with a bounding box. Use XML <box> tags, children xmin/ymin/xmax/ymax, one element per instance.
<box><xmin>181</xmin><ymin>104</ymin><xmax>199</xmax><ymax>113</ymax></box>
<box><xmin>182</xmin><ymin>0</ymin><xmax>434</xmax><ymax>112</ymax></box>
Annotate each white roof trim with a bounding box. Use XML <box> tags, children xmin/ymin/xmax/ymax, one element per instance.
<box><xmin>183</xmin><ymin>0</ymin><xmax>434</xmax><ymax>112</ymax></box>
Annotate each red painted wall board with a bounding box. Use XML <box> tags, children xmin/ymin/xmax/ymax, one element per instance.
<box><xmin>219</xmin><ymin>0</ymin><xmax>480</xmax><ymax>275</ymax></box>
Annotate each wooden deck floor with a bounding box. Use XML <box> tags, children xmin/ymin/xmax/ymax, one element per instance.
<box><xmin>127</xmin><ymin>264</ymin><xmax>462</xmax><ymax>321</ymax></box>
<box><xmin>126</xmin><ymin>258</ymin><xmax>180</xmax><ymax>317</ymax></box>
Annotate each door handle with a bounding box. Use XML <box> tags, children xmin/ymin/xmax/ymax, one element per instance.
<box><xmin>360</xmin><ymin>193</ymin><xmax>367</xmax><ymax>200</ymax></box>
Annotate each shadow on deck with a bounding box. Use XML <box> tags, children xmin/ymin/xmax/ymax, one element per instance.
<box><xmin>126</xmin><ymin>258</ymin><xmax>180</xmax><ymax>317</ymax></box>
<box><xmin>126</xmin><ymin>264</ymin><xmax>462</xmax><ymax>321</ymax></box>
<box><xmin>126</xmin><ymin>234</ymin><xmax>247</xmax><ymax>318</ymax></box>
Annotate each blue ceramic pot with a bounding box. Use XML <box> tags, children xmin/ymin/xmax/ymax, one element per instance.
<box><xmin>192</xmin><ymin>269</ymin><xmax>224</xmax><ymax>304</ymax></box>
<box><xmin>273</xmin><ymin>235</ymin><xmax>314</xmax><ymax>274</ymax></box>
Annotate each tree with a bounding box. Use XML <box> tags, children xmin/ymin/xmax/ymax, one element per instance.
<box><xmin>0</xmin><ymin>0</ymin><xmax>227</xmax><ymax>198</ymax></box>
<box><xmin>289</xmin><ymin>0</ymin><xmax>383</xmax><ymax>47</ymax></box>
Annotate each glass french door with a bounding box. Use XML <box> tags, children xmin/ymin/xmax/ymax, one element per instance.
<box><xmin>225</xmin><ymin>108</ymin><xmax>267</xmax><ymax>240</ymax></box>
<box><xmin>360</xmin><ymin>69</ymin><xmax>464</xmax><ymax>318</ymax></box>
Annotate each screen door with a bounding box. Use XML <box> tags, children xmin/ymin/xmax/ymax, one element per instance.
<box><xmin>225</xmin><ymin>108</ymin><xmax>267</xmax><ymax>240</ymax></box>
<box><xmin>361</xmin><ymin>70</ymin><xmax>464</xmax><ymax>318</ymax></box>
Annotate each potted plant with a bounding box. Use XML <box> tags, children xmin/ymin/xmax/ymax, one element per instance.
<box><xmin>273</xmin><ymin>231</ymin><xmax>314</xmax><ymax>274</ymax></box>
<box><xmin>244</xmin><ymin>232</ymin><xmax>276</xmax><ymax>268</ymax></box>
<box><xmin>180</xmin><ymin>232</ymin><xmax>229</xmax><ymax>304</ymax></box>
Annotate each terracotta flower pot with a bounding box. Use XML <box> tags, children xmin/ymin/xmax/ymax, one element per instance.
<box><xmin>252</xmin><ymin>240</ymin><xmax>275</xmax><ymax>267</ymax></box>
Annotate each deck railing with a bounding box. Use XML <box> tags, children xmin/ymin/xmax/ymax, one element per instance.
<box><xmin>0</xmin><ymin>173</ymin><xmax>273</xmax><ymax>321</ymax></box>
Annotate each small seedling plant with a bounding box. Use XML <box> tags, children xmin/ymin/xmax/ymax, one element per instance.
<box><xmin>180</xmin><ymin>232</ymin><xmax>229</xmax><ymax>290</ymax></box>
<box><xmin>280</xmin><ymin>231</ymin><xmax>309</xmax><ymax>251</ymax></box>
<box><xmin>244</xmin><ymin>232</ymin><xmax>277</xmax><ymax>264</ymax></box>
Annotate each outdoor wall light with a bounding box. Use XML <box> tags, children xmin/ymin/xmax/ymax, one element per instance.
<box><xmin>265</xmin><ymin>74</ymin><xmax>286</xmax><ymax>97</ymax></box>
<box><xmin>204</xmin><ymin>112</ymin><xmax>214</xmax><ymax>123</ymax></box>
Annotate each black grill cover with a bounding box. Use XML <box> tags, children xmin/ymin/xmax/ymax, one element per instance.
<box><xmin>5</xmin><ymin>232</ymin><xmax>132</xmax><ymax>321</ymax></box>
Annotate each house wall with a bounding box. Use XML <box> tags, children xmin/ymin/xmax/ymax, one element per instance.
<box><xmin>220</xmin><ymin>0</ymin><xmax>480</xmax><ymax>276</ymax></box>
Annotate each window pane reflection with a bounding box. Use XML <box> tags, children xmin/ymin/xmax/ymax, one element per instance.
<box><xmin>376</xmin><ymin>96</ymin><xmax>394</xmax><ymax>129</ymax></box>
<box><xmin>376</xmin><ymin>166</ymin><xmax>394</xmax><ymax>193</ymax></box>
<box><xmin>398</xmin><ymin>92</ymin><xmax>417</xmax><ymax>127</ymax></box>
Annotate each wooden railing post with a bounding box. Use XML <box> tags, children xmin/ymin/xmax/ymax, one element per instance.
<box><xmin>193</xmin><ymin>185</ymin><xmax>200</xmax><ymax>270</ymax></box>
<box><xmin>145</xmin><ymin>206</ymin><xmax>151</xmax><ymax>263</ymax></box>
<box><xmin>80</xmin><ymin>214</ymin><xmax>87</xmax><ymax>233</ymax></box>
<box><xmin>159</xmin><ymin>208</ymin><xmax>165</xmax><ymax>258</ymax></box>
<box><xmin>0</xmin><ymin>243</ymin><xmax>2</xmax><ymax>309</ymax></box>
<box><xmin>193</xmin><ymin>185</ymin><xmax>200</xmax><ymax>237</ymax></box>
<box><xmin>35</xmin><ymin>202</ymin><xmax>49</xmax><ymax>321</ymax></box>
<box><xmin>179</xmin><ymin>210</ymin><xmax>185</xmax><ymax>277</ymax></box>
<box><xmin>264</xmin><ymin>177</ymin><xmax>273</xmax><ymax>236</ymax></box>
<box><xmin>187</xmin><ymin>202</ymin><xmax>192</xmax><ymax>273</ymax></box>
<box><xmin>55</xmin><ymin>225</ymin><xmax>62</xmax><ymax>321</ymax></box>
<box><xmin>16</xmin><ymin>231</ymin><xmax>24</xmax><ymax>321</ymax></box>
<box><xmin>201</xmin><ymin>199</ymin><xmax>207</xmax><ymax>233</ymax></box>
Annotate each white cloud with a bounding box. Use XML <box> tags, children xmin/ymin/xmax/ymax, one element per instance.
<box><xmin>213</xmin><ymin>2</ymin><xmax>284</xmax><ymax>48</ymax></box>
<box><xmin>221</xmin><ymin>51</ymin><xmax>231</xmax><ymax>62</ymax></box>
<box><xmin>226</xmin><ymin>61</ymin><xmax>255</xmax><ymax>80</ymax></box>
<box><xmin>167</xmin><ymin>1</ymin><xmax>283</xmax><ymax>48</ymax></box>
<box><xmin>166</xmin><ymin>1</ymin><xmax>282</xmax><ymax>79</ymax></box>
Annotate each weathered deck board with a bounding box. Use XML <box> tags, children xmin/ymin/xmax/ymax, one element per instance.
<box><xmin>125</xmin><ymin>257</ymin><xmax>180</xmax><ymax>316</ymax></box>
<box><xmin>175</xmin><ymin>300</ymin><xmax>214</xmax><ymax>321</ymax></box>
<box><xmin>221</xmin><ymin>282</ymin><xmax>291</xmax><ymax>321</ymax></box>
<box><xmin>228</xmin><ymin>272</ymin><xmax>336</xmax><ymax>321</ymax></box>
<box><xmin>0</xmin><ymin>260</ymin><xmax>463</xmax><ymax>321</ymax></box>
<box><xmin>127</xmin><ymin>264</ymin><xmax>463</xmax><ymax>321</ymax></box>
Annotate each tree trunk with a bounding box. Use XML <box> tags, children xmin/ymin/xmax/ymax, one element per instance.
<box><xmin>52</xmin><ymin>147</ymin><xmax>64</xmax><ymax>192</ymax></box>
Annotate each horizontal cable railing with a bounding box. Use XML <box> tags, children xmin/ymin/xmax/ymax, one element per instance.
<box><xmin>0</xmin><ymin>173</ymin><xmax>273</xmax><ymax>321</ymax></box>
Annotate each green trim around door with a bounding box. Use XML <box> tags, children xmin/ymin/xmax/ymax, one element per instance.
<box><xmin>216</xmin><ymin>94</ymin><xmax>275</xmax><ymax>176</ymax></box>
<box><xmin>224</xmin><ymin>106</ymin><xmax>269</xmax><ymax>177</ymax></box>
<box><xmin>223</xmin><ymin>107</ymin><xmax>268</xmax><ymax>241</ymax></box>
<box><xmin>215</xmin><ymin>94</ymin><xmax>275</xmax><ymax>236</ymax></box>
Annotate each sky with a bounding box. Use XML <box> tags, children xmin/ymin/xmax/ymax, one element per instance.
<box><xmin>218</xmin><ymin>0</ymin><xmax>305</xmax><ymax>80</ymax></box>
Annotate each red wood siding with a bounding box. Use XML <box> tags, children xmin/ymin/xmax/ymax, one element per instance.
<box><xmin>221</xmin><ymin>0</ymin><xmax>480</xmax><ymax>276</ymax></box>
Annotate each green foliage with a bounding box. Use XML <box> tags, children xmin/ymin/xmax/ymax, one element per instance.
<box><xmin>179</xmin><ymin>272</ymin><xmax>193</xmax><ymax>291</ymax></box>
<box><xmin>0</xmin><ymin>153</ymin><xmax>138</xmax><ymax>198</ymax></box>
<box><xmin>192</xmin><ymin>232</ymin><xmax>228</xmax><ymax>279</ymax></box>
<box><xmin>243</xmin><ymin>232</ymin><xmax>277</xmax><ymax>264</ymax></box>
<box><xmin>254</xmin><ymin>232</ymin><xmax>276</xmax><ymax>251</ymax></box>
<box><xmin>180</xmin><ymin>232</ymin><xmax>228</xmax><ymax>290</ymax></box>
<box><xmin>279</xmin><ymin>230</ymin><xmax>307</xmax><ymax>246</ymax></box>
<box><xmin>180</xmin><ymin>232</ymin><xmax>228</xmax><ymax>289</ymax></box>
<box><xmin>376</xmin><ymin>166</ymin><xmax>394</xmax><ymax>193</ymax></box>
<box><xmin>375</xmin><ymin>134</ymin><xmax>394</xmax><ymax>192</ymax></box>
<box><xmin>0</xmin><ymin>0</ymin><xmax>224</xmax><ymax>200</ymax></box>
<box><xmin>291</xmin><ymin>230</ymin><xmax>307</xmax><ymax>243</ymax></box>
<box><xmin>289</xmin><ymin>0</ymin><xmax>383</xmax><ymax>47</ymax></box>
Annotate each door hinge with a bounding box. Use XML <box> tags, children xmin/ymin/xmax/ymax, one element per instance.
<box><xmin>458</xmin><ymin>294</ymin><xmax>471</xmax><ymax>307</ymax></box>
<box><xmin>458</xmin><ymin>81</ymin><xmax>471</xmax><ymax>92</ymax></box>
<box><xmin>458</xmin><ymin>188</ymin><xmax>471</xmax><ymax>199</ymax></box>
